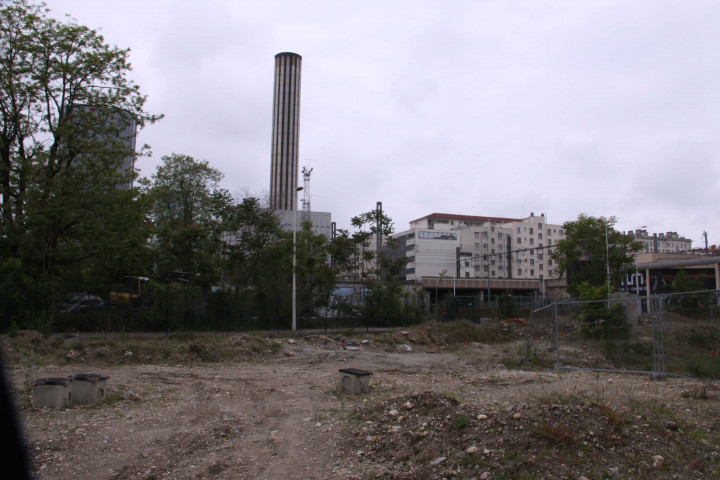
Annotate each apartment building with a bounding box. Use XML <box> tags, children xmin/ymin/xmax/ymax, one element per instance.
<box><xmin>393</xmin><ymin>212</ymin><xmax>565</xmax><ymax>282</ymax></box>
<box><xmin>627</xmin><ymin>229</ymin><xmax>692</xmax><ymax>254</ymax></box>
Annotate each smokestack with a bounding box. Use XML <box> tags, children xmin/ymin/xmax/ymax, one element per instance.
<box><xmin>270</xmin><ymin>52</ymin><xmax>302</xmax><ymax>211</ymax></box>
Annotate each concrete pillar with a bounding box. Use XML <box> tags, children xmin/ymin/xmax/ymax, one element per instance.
<box><xmin>32</xmin><ymin>378</ymin><xmax>72</xmax><ymax>409</ymax></box>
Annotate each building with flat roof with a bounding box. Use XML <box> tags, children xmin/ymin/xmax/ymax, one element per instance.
<box><xmin>627</xmin><ymin>229</ymin><xmax>692</xmax><ymax>254</ymax></box>
<box><xmin>392</xmin><ymin>212</ymin><xmax>566</xmax><ymax>284</ymax></box>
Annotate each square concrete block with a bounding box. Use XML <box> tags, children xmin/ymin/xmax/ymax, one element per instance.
<box><xmin>68</xmin><ymin>374</ymin><xmax>109</xmax><ymax>405</ymax></box>
<box><xmin>338</xmin><ymin>368</ymin><xmax>372</xmax><ymax>394</ymax></box>
<box><xmin>32</xmin><ymin>378</ymin><xmax>73</xmax><ymax>409</ymax></box>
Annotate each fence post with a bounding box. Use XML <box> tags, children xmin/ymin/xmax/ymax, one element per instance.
<box><xmin>554</xmin><ymin>302</ymin><xmax>560</xmax><ymax>366</ymax></box>
<box><xmin>651</xmin><ymin>296</ymin><xmax>667</xmax><ymax>379</ymax></box>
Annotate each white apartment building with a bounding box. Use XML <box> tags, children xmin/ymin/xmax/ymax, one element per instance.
<box><xmin>627</xmin><ymin>229</ymin><xmax>692</xmax><ymax>254</ymax></box>
<box><xmin>393</xmin><ymin>212</ymin><xmax>565</xmax><ymax>282</ymax></box>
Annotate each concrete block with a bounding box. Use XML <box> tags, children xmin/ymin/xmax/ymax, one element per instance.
<box><xmin>68</xmin><ymin>374</ymin><xmax>109</xmax><ymax>405</ymax></box>
<box><xmin>32</xmin><ymin>378</ymin><xmax>73</xmax><ymax>409</ymax></box>
<box><xmin>338</xmin><ymin>368</ymin><xmax>372</xmax><ymax>394</ymax></box>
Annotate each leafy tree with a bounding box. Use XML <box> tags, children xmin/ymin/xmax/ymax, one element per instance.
<box><xmin>0</xmin><ymin>1</ymin><xmax>160</xmax><ymax>328</ymax></box>
<box><xmin>331</xmin><ymin>206</ymin><xmax>408</xmax><ymax>325</ymax></box>
<box><xmin>668</xmin><ymin>269</ymin><xmax>706</xmax><ymax>314</ymax></box>
<box><xmin>295</xmin><ymin>220</ymin><xmax>338</xmax><ymax>319</ymax></box>
<box><xmin>551</xmin><ymin>214</ymin><xmax>641</xmax><ymax>296</ymax></box>
<box><xmin>575</xmin><ymin>282</ymin><xmax>629</xmax><ymax>339</ymax></box>
<box><xmin>221</xmin><ymin>196</ymin><xmax>287</xmax><ymax>325</ymax></box>
<box><xmin>148</xmin><ymin>154</ymin><xmax>232</xmax><ymax>285</ymax></box>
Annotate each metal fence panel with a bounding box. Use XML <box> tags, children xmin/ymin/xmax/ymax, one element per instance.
<box><xmin>522</xmin><ymin>292</ymin><xmax>720</xmax><ymax>379</ymax></box>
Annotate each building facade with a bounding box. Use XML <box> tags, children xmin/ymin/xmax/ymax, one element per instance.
<box><xmin>627</xmin><ymin>229</ymin><xmax>692</xmax><ymax>254</ymax></box>
<box><xmin>393</xmin><ymin>212</ymin><xmax>566</xmax><ymax>283</ymax></box>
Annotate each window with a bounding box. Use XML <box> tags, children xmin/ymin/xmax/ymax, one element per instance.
<box><xmin>530</xmin><ymin>259</ymin><xmax>535</xmax><ymax>265</ymax></box>
<box><xmin>499</xmin><ymin>265</ymin><xmax>504</xmax><ymax>271</ymax></box>
<box><xmin>474</xmin><ymin>265</ymin><xmax>480</xmax><ymax>271</ymax></box>
<box><xmin>530</xmin><ymin>269</ymin><xmax>535</xmax><ymax>276</ymax></box>
<box><xmin>559</xmin><ymin>229</ymin><xmax>564</xmax><ymax>236</ymax></box>
<box><xmin>491</xmin><ymin>238</ymin><xmax>495</xmax><ymax>244</ymax></box>
<box><xmin>517</xmin><ymin>227</ymin><xmax>521</xmax><ymax>233</ymax></box>
<box><xmin>474</xmin><ymin>243</ymin><xmax>480</xmax><ymax>249</ymax></box>
<box><xmin>547</xmin><ymin>229</ymin><xmax>551</xmax><ymax>236</ymax></box>
<box><xmin>516</xmin><ymin>237</ymin><xmax>521</xmax><ymax>244</ymax></box>
<box><xmin>540</xmin><ymin>264</ymin><xmax>544</xmax><ymax>271</ymax></box>
<box><xmin>484</xmin><ymin>266</ymin><xmax>489</xmax><ymax>272</ymax></box>
<box><xmin>464</xmin><ymin>272</ymin><xmax>470</xmax><ymax>278</ymax></box>
<box><xmin>498</xmin><ymin>233</ymin><xmax>503</xmax><ymax>240</ymax></box>
<box><xmin>538</xmin><ymin>233</ymin><xmax>543</xmax><ymax>239</ymax></box>
<box><xmin>491</xmin><ymin>249</ymin><xmax>495</xmax><ymax>254</ymax></box>
<box><xmin>419</xmin><ymin>231</ymin><xmax>457</xmax><ymax>240</ymax></box>
<box><xmin>538</xmin><ymin>223</ymin><xmax>543</xmax><ymax>229</ymax></box>
<box><xmin>481</xmin><ymin>231</ymin><xmax>488</xmax><ymax>239</ymax></box>
<box><xmin>491</xmin><ymin>271</ymin><xmax>495</xmax><ymax>277</ymax></box>
<box><xmin>483</xmin><ymin>243</ymin><xmax>488</xmax><ymax>249</ymax></box>
<box><xmin>530</xmin><ymin>227</ymin><xmax>534</xmax><ymax>234</ymax></box>
<box><xmin>517</xmin><ymin>269</ymin><xmax>522</xmax><ymax>276</ymax></box>
<box><xmin>530</xmin><ymin>238</ymin><xmax>534</xmax><ymax>245</ymax></box>
<box><xmin>491</xmin><ymin>226</ymin><xmax>495</xmax><ymax>232</ymax></box>
<box><xmin>474</xmin><ymin>232</ymin><xmax>479</xmax><ymax>239</ymax></box>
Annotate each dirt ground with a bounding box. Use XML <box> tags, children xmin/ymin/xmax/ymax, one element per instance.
<box><xmin>4</xmin><ymin>325</ymin><xmax>720</xmax><ymax>479</ymax></box>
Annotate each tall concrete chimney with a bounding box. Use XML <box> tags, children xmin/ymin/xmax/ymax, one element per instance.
<box><xmin>270</xmin><ymin>52</ymin><xmax>302</xmax><ymax>211</ymax></box>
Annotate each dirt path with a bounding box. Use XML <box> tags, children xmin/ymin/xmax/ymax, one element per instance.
<box><xmin>12</xmin><ymin>337</ymin><xmax>720</xmax><ymax>479</ymax></box>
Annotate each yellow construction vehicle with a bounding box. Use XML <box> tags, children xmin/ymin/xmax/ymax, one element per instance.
<box><xmin>110</xmin><ymin>276</ymin><xmax>149</xmax><ymax>307</ymax></box>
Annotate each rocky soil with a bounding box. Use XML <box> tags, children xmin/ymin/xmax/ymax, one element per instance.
<box><xmin>3</xmin><ymin>325</ymin><xmax>720</xmax><ymax>479</ymax></box>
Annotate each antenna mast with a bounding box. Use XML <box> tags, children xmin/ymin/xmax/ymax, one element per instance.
<box><xmin>301</xmin><ymin>166</ymin><xmax>312</xmax><ymax>222</ymax></box>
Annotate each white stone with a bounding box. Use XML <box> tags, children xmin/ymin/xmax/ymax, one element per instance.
<box><xmin>466</xmin><ymin>446</ymin><xmax>478</xmax><ymax>454</ymax></box>
<box><xmin>430</xmin><ymin>456</ymin><xmax>446</xmax><ymax>466</ymax></box>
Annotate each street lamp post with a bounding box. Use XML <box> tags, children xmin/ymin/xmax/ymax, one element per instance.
<box><xmin>605</xmin><ymin>220</ymin><xmax>610</xmax><ymax>307</ymax></box>
<box><xmin>292</xmin><ymin>186</ymin><xmax>304</xmax><ymax>331</ymax></box>
<box><xmin>634</xmin><ymin>226</ymin><xmax>647</xmax><ymax>297</ymax></box>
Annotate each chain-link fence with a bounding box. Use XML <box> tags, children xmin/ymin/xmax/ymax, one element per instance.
<box><xmin>521</xmin><ymin>291</ymin><xmax>720</xmax><ymax>379</ymax></box>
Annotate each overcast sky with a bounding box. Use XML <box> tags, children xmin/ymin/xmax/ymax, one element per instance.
<box><xmin>49</xmin><ymin>0</ymin><xmax>719</xmax><ymax>247</ymax></box>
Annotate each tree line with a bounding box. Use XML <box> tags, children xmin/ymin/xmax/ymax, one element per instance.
<box><xmin>0</xmin><ymin>1</ymin><xmax>414</xmax><ymax>332</ymax></box>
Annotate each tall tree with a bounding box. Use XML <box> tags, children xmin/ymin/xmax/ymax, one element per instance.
<box><xmin>149</xmin><ymin>154</ymin><xmax>232</xmax><ymax>284</ymax></box>
<box><xmin>331</xmin><ymin>206</ymin><xmax>407</xmax><ymax>325</ymax></box>
<box><xmin>0</xmin><ymin>0</ymin><xmax>160</xmax><ymax>282</ymax></box>
<box><xmin>551</xmin><ymin>214</ymin><xmax>642</xmax><ymax>296</ymax></box>
<box><xmin>295</xmin><ymin>220</ymin><xmax>338</xmax><ymax>318</ymax></box>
